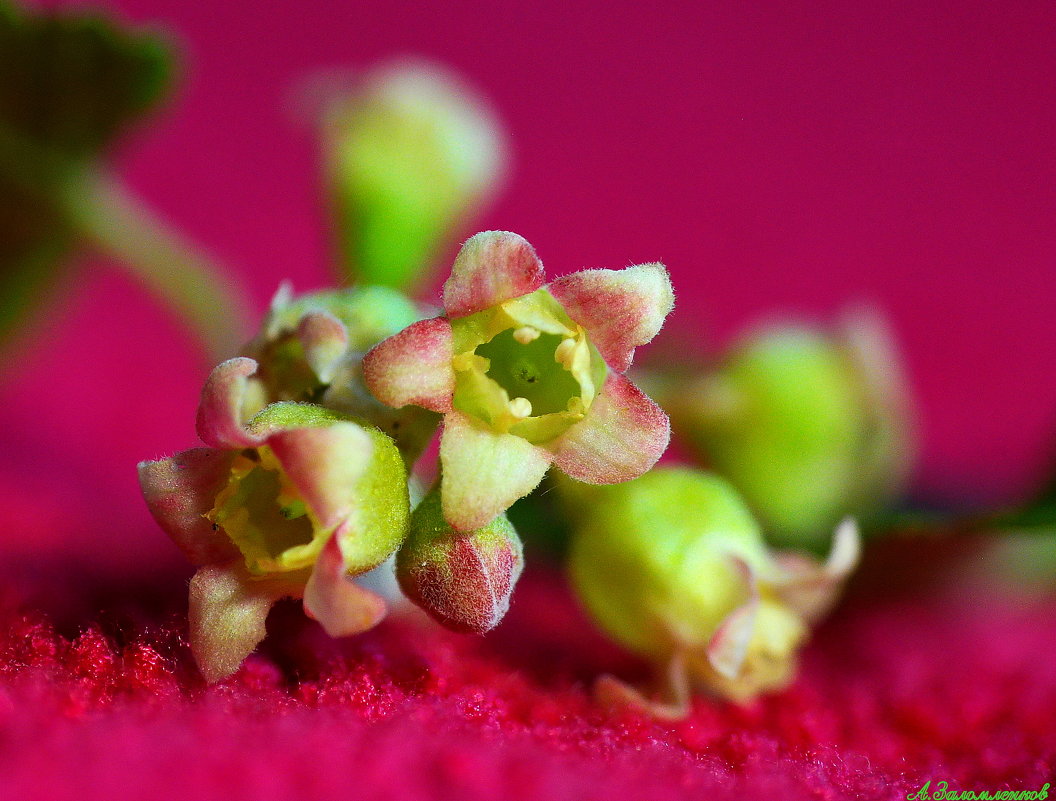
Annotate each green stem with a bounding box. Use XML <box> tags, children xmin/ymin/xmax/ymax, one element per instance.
<box><xmin>67</xmin><ymin>170</ymin><xmax>251</xmax><ymax>364</ymax></box>
<box><xmin>868</xmin><ymin>502</ymin><xmax>1056</xmax><ymax>539</ymax></box>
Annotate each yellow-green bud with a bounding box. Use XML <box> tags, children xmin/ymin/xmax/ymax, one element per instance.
<box><xmin>663</xmin><ymin>311</ymin><xmax>913</xmax><ymax>550</ymax></box>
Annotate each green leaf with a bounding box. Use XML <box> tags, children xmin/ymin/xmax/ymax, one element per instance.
<box><xmin>0</xmin><ymin>0</ymin><xmax>175</xmax><ymax>347</ymax></box>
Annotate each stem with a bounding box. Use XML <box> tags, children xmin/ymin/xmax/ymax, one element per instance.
<box><xmin>68</xmin><ymin>171</ymin><xmax>251</xmax><ymax>364</ymax></box>
<box><xmin>868</xmin><ymin>502</ymin><xmax>1056</xmax><ymax>539</ymax></box>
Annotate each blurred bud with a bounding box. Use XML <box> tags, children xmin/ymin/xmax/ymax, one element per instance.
<box><xmin>317</xmin><ymin>60</ymin><xmax>507</xmax><ymax>290</ymax></box>
<box><xmin>241</xmin><ymin>283</ymin><xmax>440</xmax><ymax>463</ymax></box>
<box><xmin>566</xmin><ymin>467</ymin><xmax>859</xmax><ymax>716</ymax></box>
<box><xmin>661</xmin><ymin>307</ymin><xmax>914</xmax><ymax>551</ymax></box>
<box><xmin>396</xmin><ymin>488</ymin><xmax>524</xmax><ymax>634</ymax></box>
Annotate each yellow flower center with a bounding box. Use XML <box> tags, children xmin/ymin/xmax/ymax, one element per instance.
<box><xmin>449</xmin><ymin>289</ymin><xmax>607</xmax><ymax>443</ymax></box>
<box><xmin>206</xmin><ymin>448</ymin><xmax>321</xmax><ymax>575</ymax></box>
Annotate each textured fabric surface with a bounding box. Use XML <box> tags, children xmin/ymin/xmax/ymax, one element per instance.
<box><xmin>0</xmin><ymin>552</ymin><xmax>1052</xmax><ymax>801</ymax></box>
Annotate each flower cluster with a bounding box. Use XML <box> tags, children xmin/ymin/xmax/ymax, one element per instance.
<box><xmin>140</xmin><ymin>231</ymin><xmax>676</xmax><ymax>682</ymax></box>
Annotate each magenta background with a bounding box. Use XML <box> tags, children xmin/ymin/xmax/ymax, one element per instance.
<box><xmin>1</xmin><ymin>0</ymin><xmax>1055</xmax><ymax>569</ymax></box>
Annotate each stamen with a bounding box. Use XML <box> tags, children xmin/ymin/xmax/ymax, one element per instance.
<box><xmin>452</xmin><ymin>353</ymin><xmax>477</xmax><ymax>372</ymax></box>
<box><xmin>513</xmin><ymin>326</ymin><xmax>541</xmax><ymax>344</ymax></box>
<box><xmin>554</xmin><ymin>337</ymin><xmax>578</xmax><ymax>368</ymax></box>
<box><xmin>508</xmin><ymin>397</ymin><xmax>533</xmax><ymax>419</ymax></box>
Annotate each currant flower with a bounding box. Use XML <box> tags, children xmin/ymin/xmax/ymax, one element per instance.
<box><xmin>240</xmin><ymin>283</ymin><xmax>439</xmax><ymax>463</ymax></box>
<box><xmin>363</xmin><ymin>230</ymin><xmax>674</xmax><ymax>531</ymax></box>
<box><xmin>138</xmin><ymin>357</ymin><xmax>409</xmax><ymax>682</ymax></box>
<box><xmin>566</xmin><ymin>467</ymin><xmax>859</xmax><ymax>719</ymax></box>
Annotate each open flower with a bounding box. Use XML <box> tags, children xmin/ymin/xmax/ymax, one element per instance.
<box><xmin>566</xmin><ymin>467</ymin><xmax>860</xmax><ymax>718</ymax></box>
<box><xmin>138</xmin><ymin>357</ymin><xmax>410</xmax><ymax>682</ymax></box>
<box><xmin>363</xmin><ymin>230</ymin><xmax>674</xmax><ymax>531</ymax></box>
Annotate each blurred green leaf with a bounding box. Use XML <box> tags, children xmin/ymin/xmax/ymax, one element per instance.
<box><xmin>0</xmin><ymin>0</ymin><xmax>174</xmax><ymax>347</ymax></box>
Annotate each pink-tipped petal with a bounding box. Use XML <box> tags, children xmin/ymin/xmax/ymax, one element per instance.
<box><xmin>595</xmin><ymin>654</ymin><xmax>691</xmax><ymax>721</ymax></box>
<box><xmin>138</xmin><ymin>449</ymin><xmax>239</xmax><ymax>566</ymax></box>
<box><xmin>269</xmin><ymin>281</ymin><xmax>294</xmax><ymax>312</ymax></box>
<box><xmin>442</xmin><ymin>231</ymin><xmax>544</xmax><ymax>317</ymax></box>
<box><xmin>188</xmin><ymin>562</ymin><xmax>300</xmax><ymax>683</ymax></box>
<box><xmin>266</xmin><ymin>423</ymin><xmax>374</xmax><ymax>531</ymax></box>
<box><xmin>303</xmin><ymin>527</ymin><xmax>387</xmax><ymax>638</ymax></box>
<box><xmin>362</xmin><ymin>317</ymin><xmax>455</xmax><ymax>413</ymax></box>
<box><xmin>705</xmin><ymin>557</ymin><xmax>759</xmax><ymax>679</ymax></box>
<box><xmin>551</xmin><ymin>373</ymin><xmax>670</xmax><ymax>484</ymax></box>
<box><xmin>440</xmin><ymin>412</ymin><xmax>551</xmax><ymax>531</ymax></box>
<box><xmin>297</xmin><ymin>310</ymin><xmax>349</xmax><ymax>384</ymax></box>
<box><xmin>548</xmin><ymin>263</ymin><xmax>674</xmax><ymax>371</ymax></box>
<box><xmin>196</xmin><ymin>357</ymin><xmax>264</xmax><ymax>449</ymax></box>
<box><xmin>772</xmin><ymin>517</ymin><xmax>861</xmax><ymax>623</ymax></box>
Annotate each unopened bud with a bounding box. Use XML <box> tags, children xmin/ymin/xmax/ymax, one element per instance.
<box><xmin>396</xmin><ymin>488</ymin><xmax>523</xmax><ymax>634</ymax></box>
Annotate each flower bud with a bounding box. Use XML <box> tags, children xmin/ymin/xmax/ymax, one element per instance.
<box><xmin>662</xmin><ymin>309</ymin><xmax>913</xmax><ymax>551</ymax></box>
<box><xmin>396</xmin><ymin>488</ymin><xmax>524</xmax><ymax>634</ymax></box>
<box><xmin>318</xmin><ymin>61</ymin><xmax>507</xmax><ymax>290</ymax></box>
<box><xmin>566</xmin><ymin>467</ymin><xmax>859</xmax><ymax>713</ymax></box>
<box><xmin>242</xmin><ymin>284</ymin><xmax>440</xmax><ymax>463</ymax></box>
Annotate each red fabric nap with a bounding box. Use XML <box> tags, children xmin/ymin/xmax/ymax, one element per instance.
<box><xmin>0</xmin><ymin>559</ymin><xmax>1052</xmax><ymax>801</ymax></box>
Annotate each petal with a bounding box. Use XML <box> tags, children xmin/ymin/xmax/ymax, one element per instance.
<box><xmin>440</xmin><ymin>412</ymin><xmax>551</xmax><ymax>531</ymax></box>
<box><xmin>594</xmin><ymin>653</ymin><xmax>692</xmax><ymax>721</ymax></box>
<box><xmin>138</xmin><ymin>449</ymin><xmax>240</xmax><ymax>566</ymax></box>
<box><xmin>196</xmin><ymin>357</ymin><xmax>265</xmax><ymax>449</ymax></box>
<box><xmin>188</xmin><ymin>562</ymin><xmax>301</xmax><ymax>683</ymax></box>
<box><xmin>297</xmin><ymin>309</ymin><xmax>349</xmax><ymax>384</ymax></box>
<box><xmin>548</xmin><ymin>263</ymin><xmax>674</xmax><ymax>371</ymax></box>
<box><xmin>362</xmin><ymin>317</ymin><xmax>455</xmax><ymax>413</ymax></box>
<box><xmin>303</xmin><ymin>527</ymin><xmax>387</xmax><ymax>638</ymax></box>
<box><xmin>551</xmin><ymin>373</ymin><xmax>670</xmax><ymax>484</ymax></box>
<box><xmin>770</xmin><ymin>517</ymin><xmax>861</xmax><ymax>623</ymax></box>
<box><xmin>265</xmin><ymin>422</ymin><xmax>375</xmax><ymax>531</ymax></box>
<box><xmin>705</xmin><ymin>557</ymin><xmax>760</xmax><ymax>679</ymax></box>
<box><xmin>442</xmin><ymin>231</ymin><xmax>544</xmax><ymax>317</ymax></box>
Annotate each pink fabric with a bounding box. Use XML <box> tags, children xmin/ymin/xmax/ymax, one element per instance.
<box><xmin>0</xmin><ymin>565</ymin><xmax>1052</xmax><ymax>800</ymax></box>
<box><xmin>15</xmin><ymin>0</ymin><xmax>1056</xmax><ymax>503</ymax></box>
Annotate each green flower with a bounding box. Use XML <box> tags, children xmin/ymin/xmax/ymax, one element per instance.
<box><xmin>567</xmin><ymin>467</ymin><xmax>859</xmax><ymax>718</ymax></box>
<box><xmin>139</xmin><ymin>357</ymin><xmax>410</xmax><ymax>682</ymax></box>
<box><xmin>663</xmin><ymin>308</ymin><xmax>913</xmax><ymax>550</ymax></box>
<box><xmin>319</xmin><ymin>60</ymin><xmax>507</xmax><ymax>290</ymax></box>
<box><xmin>239</xmin><ymin>283</ymin><xmax>438</xmax><ymax>463</ymax></box>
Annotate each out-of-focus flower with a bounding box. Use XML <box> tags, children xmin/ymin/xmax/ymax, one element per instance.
<box><xmin>318</xmin><ymin>60</ymin><xmax>507</xmax><ymax>290</ymax></box>
<box><xmin>363</xmin><ymin>230</ymin><xmax>674</xmax><ymax>532</ymax></box>
<box><xmin>566</xmin><ymin>467</ymin><xmax>859</xmax><ymax>718</ymax></box>
<box><xmin>660</xmin><ymin>307</ymin><xmax>913</xmax><ymax>551</ymax></box>
<box><xmin>396</xmin><ymin>488</ymin><xmax>523</xmax><ymax>634</ymax></box>
<box><xmin>240</xmin><ymin>283</ymin><xmax>439</xmax><ymax>462</ymax></box>
<box><xmin>138</xmin><ymin>357</ymin><xmax>409</xmax><ymax>682</ymax></box>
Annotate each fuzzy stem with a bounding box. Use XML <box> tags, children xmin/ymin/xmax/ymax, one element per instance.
<box><xmin>67</xmin><ymin>170</ymin><xmax>251</xmax><ymax>363</ymax></box>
